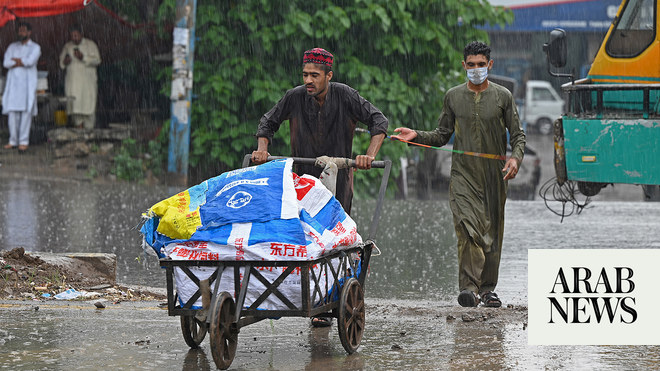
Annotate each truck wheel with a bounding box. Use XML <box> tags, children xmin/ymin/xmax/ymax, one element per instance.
<box><xmin>642</xmin><ymin>185</ymin><xmax>660</xmax><ymax>201</ymax></box>
<box><xmin>537</xmin><ymin>118</ymin><xmax>553</xmax><ymax>135</ymax></box>
<box><xmin>553</xmin><ymin>118</ymin><xmax>567</xmax><ymax>185</ymax></box>
<box><xmin>578</xmin><ymin>181</ymin><xmax>606</xmax><ymax>197</ymax></box>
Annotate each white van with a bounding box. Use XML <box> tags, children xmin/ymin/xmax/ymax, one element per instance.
<box><xmin>520</xmin><ymin>80</ymin><xmax>564</xmax><ymax>135</ymax></box>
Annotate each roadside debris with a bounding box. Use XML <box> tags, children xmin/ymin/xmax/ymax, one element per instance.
<box><xmin>53</xmin><ymin>288</ymin><xmax>101</xmax><ymax>300</ymax></box>
<box><xmin>0</xmin><ymin>247</ymin><xmax>164</xmax><ymax>302</ymax></box>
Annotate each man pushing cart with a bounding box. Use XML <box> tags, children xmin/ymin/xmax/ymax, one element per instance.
<box><xmin>141</xmin><ymin>155</ymin><xmax>390</xmax><ymax>369</ymax></box>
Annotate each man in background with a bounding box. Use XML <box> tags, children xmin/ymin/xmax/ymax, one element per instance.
<box><xmin>59</xmin><ymin>24</ymin><xmax>101</xmax><ymax>129</ymax></box>
<box><xmin>2</xmin><ymin>22</ymin><xmax>41</xmax><ymax>152</ymax></box>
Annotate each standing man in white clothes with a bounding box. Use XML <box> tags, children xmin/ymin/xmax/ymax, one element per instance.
<box><xmin>2</xmin><ymin>22</ymin><xmax>41</xmax><ymax>152</ymax></box>
<box><xmin>59</xmin><ymin>24</ymin><xmax>101</xmax><ymax>129</ymax></box>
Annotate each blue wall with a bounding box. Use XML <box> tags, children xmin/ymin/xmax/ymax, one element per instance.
<box><xmin>487</xmin><ymin>0</ymin><xmax>621</xmax><ymax>32</ymax></box>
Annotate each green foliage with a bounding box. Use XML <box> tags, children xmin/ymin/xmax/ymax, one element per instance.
<box><xmin>112</xmin><ymin>138</ymin><xmax>145</xmax><ymax>181</ymax></box>
<box><xmin>97</xmin><ymin>1</ymin><xmax>142</xmax><ymax>21</ymax></box>
<box><xmin>111</xmin><ymin>127</ymin><xmax>170</xmax><ymax>181</ymax></box>
<box><xmin>99</xmin><ymin>1</ymin><xmax>162</xmax><ymax>25</ymax></box>
<box><xmin>86</xmin><ymin>166</ymin><xmax>99</xmax><ymax>179</ymax></box>
<box><xmin>154</xmin><ymin>0</ymin><xmax>512</xmax><ymax>191</ymax></box>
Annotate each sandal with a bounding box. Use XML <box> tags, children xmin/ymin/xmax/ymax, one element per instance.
<box><xmin>3</xmin><ymin>144</ymin><xmax>15</xmax><ymax>149</ymax></box>
<box><xmin>311</xmin><ymin>316</ymin><xmax>332</xmax><ymax>328</ymax></box>
<box><xmin>480</xmin><ymin>292</ymin><xmax>502</xmax><ymax>308</ymax></box>
<box><xmin>457</xmin><ymin>289</ymin><xmax>478</xmax><ymax>307</ymax></box>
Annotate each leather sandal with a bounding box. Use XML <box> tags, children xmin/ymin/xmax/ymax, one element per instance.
<box><xmin>311</xmin><ymin>316</ymin><xmax>332</xmax><ymax>327</ymax></box>
<box><xmin>480</xmin><ymin>292</ymin><xmax>502</xmax><ymax>308</ymax></box>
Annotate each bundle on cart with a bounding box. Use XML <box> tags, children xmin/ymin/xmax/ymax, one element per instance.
<box><xmin>140</xmin><ymin>158</ymin><xmax>362</xmax><ymax>310</ymax></box>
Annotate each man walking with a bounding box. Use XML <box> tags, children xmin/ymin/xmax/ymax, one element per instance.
<box><xmin>59</xmin><ymin>24</ymin><xmax>101</xmax><ymax>129</ymax></box>
<box><xmin>3</xmin><ymin>22</ymin><xmax>41</xmax><ymax>152</ymax></box>
<box><xmin>393</xmin><ymin>41</ymin><xmax>526</xmax><ymax>308</ymax></box>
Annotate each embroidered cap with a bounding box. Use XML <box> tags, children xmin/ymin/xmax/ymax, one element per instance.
<box><xmin>302</xmin><ymin>48</ymin><xmax>333</xmax><ymax>67</ymax></box>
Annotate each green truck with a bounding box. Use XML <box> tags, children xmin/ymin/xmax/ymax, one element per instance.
<box><xmin>544</xmin><ymin>0</ymin><xmax>660</xmax><ymax>200</ymax></box>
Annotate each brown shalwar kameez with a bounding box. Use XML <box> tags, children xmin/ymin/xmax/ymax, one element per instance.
<box><xmin>413</xmin><ymin>82</ymin><xmax>526</xmax><ymax>295</ymax></box>
<box><xmin>256</xmin><ymin>82</ymin><xmax>389</xmax><ymax>214</ymax></box>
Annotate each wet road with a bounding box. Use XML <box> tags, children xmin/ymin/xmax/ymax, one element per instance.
<box><xmin>3</xmin><ymin>295</ymin><xmax>660</xmax><ymax>371</ymax></box>
<box><xmin>1</xmin><ymin>135</ymin><xmax>660</xmax><ymax>369</ymax></box>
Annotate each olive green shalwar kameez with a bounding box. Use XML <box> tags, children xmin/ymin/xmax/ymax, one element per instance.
<box><xmin>414</xmin><ymin>82</ymin><xmax>526</xmax><ymax>296</ymax></box>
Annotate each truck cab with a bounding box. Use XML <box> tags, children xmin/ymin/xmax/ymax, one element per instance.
<box><xmin>543</xmin><ymin>0</ymin><xmax>660</xmax><ymax>199</ymax></box>
<box><xmin>521</xmin><ymin>80</ymin><xmax>565</xmax><ymax>135</ymax></box>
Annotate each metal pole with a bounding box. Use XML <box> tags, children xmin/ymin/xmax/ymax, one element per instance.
<box><xmin>167</xmin><ymin>0</ymin><xmax>198</xmax><ymax>186</ymax></box>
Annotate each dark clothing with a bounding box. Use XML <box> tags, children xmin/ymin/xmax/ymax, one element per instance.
<box><xmin>413</xmin><ymin>82</ymin><xmax>526</xmax><ymax>294</ymax></box>
<box><xmin>256</xmin><ymin>82</ymin><xmax>388</xmax><ymax>213</ymax></box>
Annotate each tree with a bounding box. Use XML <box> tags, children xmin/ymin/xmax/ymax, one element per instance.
<box><xmin>155</xmin><ymin>0</ymin><xmax>512</xmax><ymax>191</ymax></box>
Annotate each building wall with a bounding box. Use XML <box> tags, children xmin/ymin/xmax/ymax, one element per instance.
<box><xmin>483</xmin><ymin>0</ymin><xmax>621</xmax><ymax>96</ymax></box>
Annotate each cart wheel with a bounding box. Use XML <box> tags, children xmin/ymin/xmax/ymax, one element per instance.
<box><xmin>180</xmin><ymin>314</ymin><xmax>207</xmax><ymax>348</ymax></box>
<box><xmin>338</xmin><ymin>277</ymin><xmax>365</xmax><ymax>354</ymax></box>
<box><xmin>209</xmin><ymin>292</ymin><xmax>238</xmax><ymax>370</ymax></box>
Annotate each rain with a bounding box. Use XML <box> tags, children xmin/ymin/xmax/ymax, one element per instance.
<box><xmin>1</xmin><ymin>0</ymin><xmax>660</xmax><ymax>370</ymax></box>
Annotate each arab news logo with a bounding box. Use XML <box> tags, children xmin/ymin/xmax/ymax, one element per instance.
<box><xmin>548</xmin><ymin>266</ymin><xmax>637</xmax><ymax>324</ymax></box>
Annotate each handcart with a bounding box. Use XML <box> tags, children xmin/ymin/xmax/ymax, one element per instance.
<box><xmin>159</xmin><ymin>155</ymin><xmax>391</xmax><ymax>369</ymax></box>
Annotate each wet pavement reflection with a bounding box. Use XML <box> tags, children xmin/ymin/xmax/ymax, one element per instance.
<box><xmin>0</xmin><ymin>179</ymin><xmax>178</xmax><ymax>288</ymax></box>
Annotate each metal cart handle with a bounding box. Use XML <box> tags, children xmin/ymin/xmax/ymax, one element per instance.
<box><xmin>241</xmin><ymin>154</ymin><xmax>391</xmax><ymax>243</ymax></box>
<box><xmin>241</xmin><ymin>154</ymin><xmax>388</xmax><ymax>169</ymax></box>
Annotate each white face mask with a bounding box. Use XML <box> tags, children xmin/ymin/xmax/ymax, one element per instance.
<box><xmin>466</xmin><ymin>66</ymin><xmax>488</xmax><ymax>85</ymax></box>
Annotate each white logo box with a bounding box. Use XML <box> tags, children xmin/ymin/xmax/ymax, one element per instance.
<box><xmin>528</xmin><ymin>249</ymin><xmax>660</xmax><ymax>345</ymax></box>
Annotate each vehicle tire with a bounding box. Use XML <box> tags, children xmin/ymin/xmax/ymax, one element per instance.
<box><xmin>643</xmin><ymin>185</ymin><xmax>660</xmax><ymax>201</ymax></box>
<box><xmin>553</xmin><ymin>118</ymin><xmax>567</xmax><ymax>185</ymax></box>
<box><xmin>209</xmin><ymin>292</ymin><xmax>237</xmax><ymax>370</ymax></box>
<box><xmin>180</xmin><ymin>314</ymin><xmax>207</xmax><ymax>348</ymax></box>
<box><xmin>338</xmin><ymin>278</ymin><xmax>365</xmax><ymax>354</ymax></box>
<box><xmin>578</xmin><ymin>181</ymin><xmax>606</xmax><ymax>197</ymax></box>
<box><xmin>537</xmin><ymin>118</ymin><xmax>554</xmax><ymax>135</ymax></box>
